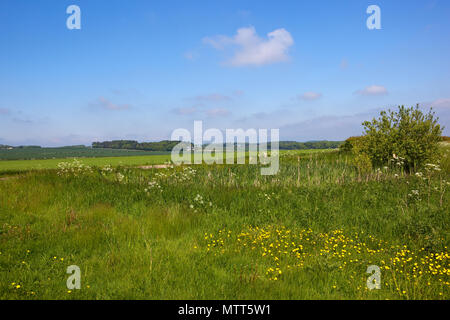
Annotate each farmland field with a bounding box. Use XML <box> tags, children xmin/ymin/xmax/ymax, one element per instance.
<box><xmin>0</xmin><ymin>146</ymin><xmax>170</xmax><ymax>161</ymax></box>
<box><xmin>3</xmin><ymin>0</ymin><xmax>450</xmax><ymax>307</ymax></box>
<box><xmin>0</xmin><ymin>148</ymin><xmax>448</xmax><ymax>299</ymax></box>
<box><xmin>0</xmin><ymin>149</ymin><xmax>331</xmax><ymax>175</ymax></box>
<box><xmin>0</xmin><ymin>155</ymin><xmax>172</xmax><ymax>175</ymax></box>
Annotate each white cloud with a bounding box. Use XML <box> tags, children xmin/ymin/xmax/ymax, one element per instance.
<box><xmin>204</xmin><ymin>26</ymin><xmax>294</xmax><ymax>67</ymax></box>
<box><xmin>299</xmin><ymin>92</ymin><xmax>322</xmax><ymax>101</ymax></box>
<box><xmin>355</xmin><ymin>85</ymin><xmax>388</xmax><ymax>96</ymax></box>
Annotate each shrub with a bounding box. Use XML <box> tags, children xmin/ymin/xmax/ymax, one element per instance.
<box><xmin>339</xmin><ymin>136</ymin><xmax>364</xmax><ymax>153</ymax></box>
<box><xmin>360</xmin><ymin>105</ymin><xmax>442</xmax><ymax>171</ymax></box>
<box><xmin>350</xmin><ymin>136</ymin><xmax>372</xmax><ymax>174</ymax></box>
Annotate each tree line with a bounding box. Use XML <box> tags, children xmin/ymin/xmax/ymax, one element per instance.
<box><xmin>277</xmin><ymin>141</ymin><xmax>343</xmax><ymax>150</ymax></box>
<box><xmin>92</xmin><ymin>140</ymin><xmax>184</xmax><ymax>152</ymax></box>
<box><xmin>92</xmin><ymin>140</ymin><xmax>343</xmax><ymax>151</ymax></box>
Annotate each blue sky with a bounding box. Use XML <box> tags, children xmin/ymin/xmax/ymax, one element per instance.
<box><xmin>1</xmin><ymin>0</ymin><xmax>449</xmax><ymax>146</ymax></box>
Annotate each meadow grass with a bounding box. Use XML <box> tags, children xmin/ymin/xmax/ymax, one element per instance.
<box><xmin>0</xmin><ymin>149</ymin><xmax>327</xmax><ymax>175</ymax></box>
<box><xmin>0</xmin><ymin>147</ymin><xmax>170</xmax><ymax>161</ymax></box>
<box><xmin>0</xmin><ymin>154</ymin><xmax>172</xmax><ymax>175</ymax></box>
<box><xmin>0</xmin><ymin>149</ymin><xmax>448</xmax><ymax>299</ymax></box>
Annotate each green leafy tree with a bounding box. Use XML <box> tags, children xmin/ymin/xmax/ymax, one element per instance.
<box><xmin>360</xmin><ymin>105</ymin><xmax>442</xmax><ymax>171</ymax></box>
<box><xmin>339</xmin><ymin>136</ymin><xmax>364</xmax><ymax>153</ymax></box>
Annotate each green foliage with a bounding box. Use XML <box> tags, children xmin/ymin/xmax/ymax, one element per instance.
<box><xmin>278</xmin><ymin>140</ymin><xmax>343</xmax><ymax>150</ymax></box>
<box><xmin>92</xmin><ymin>140</ymin><xmax>343</xmax><ymax>152</ymax></box>
<box><xmin>339</xmin><ymin>136</ymin><xmax>364</xmax><ymax>153</ymax></box>
<box><xmin>351</xmin><ymin>138</ymin><xmax>372</xmax><ymax>174</ymax></box>
<box><xmin>92</xmin><ymin>140</ymin><xmax>184</xmax><ymax>152</ymax></box>
<box><xmin>361</xmin><ymin>105</ymin><xmax>442</xmax><ymax>171</ymax></box>
<box><xmin>15</xmin><ymin>145</ymin><xmax>42</xmax><ymax>149</ymax></box>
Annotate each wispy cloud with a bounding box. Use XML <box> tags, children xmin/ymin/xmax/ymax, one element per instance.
<box><xmin>431</xmin><ymin>98</ymin><xmax>450</xmax><ymax>110</ymax></box>
<box><xmin>237</xmin><ymin>9</ymin><xmax>251</xmax><ymax>18</ymax></box>
<box><xmin>0</xmin><ymin>108</ymin><xmax>10</xmax><ymax>115</ymax></box>
<box><xmin>184</xmin><ymin>51</ymin><xmax>196</xmax><ymax>60</ymax></box>
<box><xmin>429</xmin><ymin>98</ymin><xmax>450</xmax><ymax>134</ymax></box>
<box><xmin>205</xmin><ymin>108</ymin><xmax>230</xmax><ymax>117</ymax></box>
<box><xmin>12</xmin><ymin>117</ymin><xmax>33</xmax><ymax>124</ymax></box>
<box><xmin>173</xmin><ymin>105</ymin><xmax>230</xmax><ymax>118</ymax></box>
<box><xmin>340</xmin><ymin>59</ymin><xmax>349</xmax><ymax>70</ymax></box>
<box><xmin>280</xmin><ymin>110</ymin><xmax>383</xmax><ymax>141</ymax></box>
<box><xmin>191</xmin><ymin>93</ymin><xmax>232</xmax><ymax>102</ymax></box>
<box><xmin>176</xmin><ymin>91</ymin><xmax>240</xmax><ymax>117</ymax></box>
<box><xmin>233</xmin><ymin>90</ymin><xmax>244</xmax><ymax>97</ymax></box>
<box><xmin>92</xmin><ymin>97</ymin><xmax>131</xmax><ymax>111</ymax></box>
<box><xmin>299</xmin><ymin>92</ymin><xmax>322</xmax><ymax>101</ymax></box>
<box><xmin>172</xmin><ymin>106</ymin><xmax>199</xmax><ymax>115</ymax></box>
<box><xmin>355</xmin><ymin>85</ymin><xmax>388</xmax><ymax>96</ymax></box>
<box><xmin>204</xmin><ymin>26</ymin><xmax>294</xmax><ymax>67</ymax></box>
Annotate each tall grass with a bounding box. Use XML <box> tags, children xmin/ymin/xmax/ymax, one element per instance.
<box><xmin>0</xmin><ymin>148</ymin><xmax>448</xmax><ymax>299</ymax></box>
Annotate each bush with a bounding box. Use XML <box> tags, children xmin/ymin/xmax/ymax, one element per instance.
<box><xmin>353</xmin><ymin>151</ymin><xmax>373</xmax><ymax>175</ymax></box>
<box><xmin>360</xmin><ymin>105</ymin><xmax>442</xmax><ymax>171</ymax></box>
<box><xmin>339</xmin><ymin>136</ymin><xmax>364</xmax><ymax>153</ymax></box>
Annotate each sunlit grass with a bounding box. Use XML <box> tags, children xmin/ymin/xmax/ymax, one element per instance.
<box><xmin>0</xmin><ymin>154</ymin><xmax>172</xmax><ymax>174</ymax></box>
<box><xmin>0</xmin><ymin>148</ymin><xmax>448</xmax><ymax>299</ymax></box>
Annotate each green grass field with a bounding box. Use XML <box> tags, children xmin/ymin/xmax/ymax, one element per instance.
<box><xmin>0</xmin><ymin>149</ymin><xmax>330</xmax><ymax>175</ymax></box>
<box><xmin>0</xmin><ymin>146</ymin><xmax>170</xmax><ymax>161</ymax></box>
<box><xmin>0</xmin><ymin>155</ymin><xmax>172</xmax><ymax>175</ymax></box>
<box><xmin>0</xmin><ymin>149</ymin><xmax>448</xmax><ymax>299</ymax></box>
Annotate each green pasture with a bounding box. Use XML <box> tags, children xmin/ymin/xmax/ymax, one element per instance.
<box><xmin>0</xmin><ymin>148</ymin><xmax>448</xmax><ymax>299</ymax></box>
